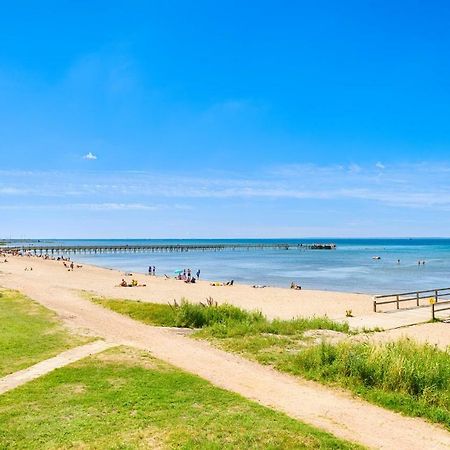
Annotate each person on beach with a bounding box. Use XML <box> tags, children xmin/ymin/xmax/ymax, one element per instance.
<box><xmin>152</xmin><ymin>266</ymin><xmax>156</xmax><ymax>276</ymax></box>
<box><xmin>290</xmin><ymin>282</ymin><xmax>301</xmax><ymax>290</ymax></box>
<box><xmin>148</xmin><ymin>266</ymin><xmax>152</xmax><ymax>275</ymax></box>
<box><xmin>70</xmin><ymin>262</ymin><xmax>74</xmax><ymax>271</ymax></box>
<box><xmin>196</xmin><ymin>269</ymin><xmax>200</xmax><ymax>279</ymax></box>
<box><xmin>187</xmin><ymin>268</ymin><xmax>191</xmax><ymax>278</ymax></box>
<box><xmin>120</xmin><ymin>279</ymin><xmax>127</xmax><ymax>287</ymax></box>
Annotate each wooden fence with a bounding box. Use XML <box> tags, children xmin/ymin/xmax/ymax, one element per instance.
<box><xmin>373</xmin><ymin>287</ymin><xmax>450</xmax><ymax>313</ymax></box>
<box><xmin>431</xmin><ymin>299</ymin><xmax>450</xmax><ymax>321</ymax></box>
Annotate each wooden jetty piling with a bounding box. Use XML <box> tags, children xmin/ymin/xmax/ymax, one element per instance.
<box><xmin>6</xmin><ymin>242</ymin><xmax>336</xmax><ymax>255</ymax></box>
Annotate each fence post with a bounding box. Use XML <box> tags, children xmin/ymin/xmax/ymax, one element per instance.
<box><xmin>396</xmin><ymin>295</ymin><xmax>400</xmax><ymax>309</ymax></box>
<box><xmin>435</xmin><ymin>290</ymin><xmax>439</xmax><ymax>303</ymax></box>
<box><xmin>416</xmin><ymin>292</ymin><xmax>420</xmax><ymax>307</ymax></box>
<box><xmin>373</xmin><ymin>300</ymin><xmax>377</xmax><ymax>312</ymax></box>
<box><xmin>432</xmin><ymin>302</ymin><xmax>435</xmax><ymax>321</ymax></box>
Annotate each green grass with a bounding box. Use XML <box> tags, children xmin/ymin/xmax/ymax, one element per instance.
<box><xmin>282</xmin><ymin>339</ymin><xmax>450</xmax><ymax>429</ymax></box>
<box><xmin>92</xmin><ymin>297</ymin><xmax>181</xmax><ymax>327</ymax></box>
<box><xmin>0</xmin><ymin>346</ymin><xmax>362</xmax><ymax>449</ymax></box>
<box><xmin>91</xmin><ymin>296</ymin><xmax>349</xmax><ymax>336</ymax></box>
<box><xmin>0</xmin><ymin>289</ymin><xmax>90</xmax><ymax>377</ymax></box>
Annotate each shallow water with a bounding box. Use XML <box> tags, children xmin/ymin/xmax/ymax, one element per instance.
<box><xmin>10</xmin><ymin>238</ymin><xmax>450</xmax><ymax>294</ymax></box>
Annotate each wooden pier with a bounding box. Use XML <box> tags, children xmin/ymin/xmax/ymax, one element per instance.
<box><xmin>5</xmin><ymin>242</ymin><xmax>336</xmax><ymax>255</ymax></box>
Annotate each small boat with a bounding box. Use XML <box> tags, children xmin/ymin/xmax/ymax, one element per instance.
<box><xmin>372</xmin><ymin>256</ymin><xmax>381</xmax><ymax>260</ymax></box>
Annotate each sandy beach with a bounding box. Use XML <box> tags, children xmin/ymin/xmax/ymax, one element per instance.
<box><xmin>2</xmin><ymin>252</ymin><xmax>449</xmax><ymax>344</ymax></box>
<box><xmin>0</xmin><ymin>254</ymin><xmax>374</xmax><ymax>320</ymax></box>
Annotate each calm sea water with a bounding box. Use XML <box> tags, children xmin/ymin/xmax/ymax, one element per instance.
<box><xmin>10</xmin><ymin>238</ymin><xmax>450</xmax><ymax>294</ymax></box>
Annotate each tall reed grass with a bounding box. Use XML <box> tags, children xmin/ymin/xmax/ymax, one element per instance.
<box><xmin>284</xmin><ymin>338</ymin><xmax>450</xmax><ymax>427</ymax></box>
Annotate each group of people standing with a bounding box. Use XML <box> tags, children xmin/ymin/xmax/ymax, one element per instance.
<box><xmin>147</xmin><ymin>265</ymin><xmax>201</xmax><ymax>282</ymax></box>
<box><xmin>177</xmin><ymin>268</ymin><xmax>201</xmax><ymax>283</ymax></box>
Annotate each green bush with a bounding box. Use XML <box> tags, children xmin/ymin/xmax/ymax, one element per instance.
<box><xmin>173</xmin><ymin>301</ymin><xmax>264</xmax><ymax>328</ymax></box>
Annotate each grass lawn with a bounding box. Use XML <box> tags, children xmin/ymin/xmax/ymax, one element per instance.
<box><xmin>92</xmin><ymin>296</ymin><xmax>450</xmax><ymax>430</ymax></box>
<box><xmin>0</xmin><ymin>346</ymin><xmax>362</xmax><ymax>449</ymax></box>
<box><xmin>0</xmin><ymin>289</ymin><xmax>89</xmax><ymax>377</ymax></box>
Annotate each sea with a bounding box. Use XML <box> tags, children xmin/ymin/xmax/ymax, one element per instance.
<box><xmin>6</xmin><ymin>238</ymin><xmax>450</xmax><ymax>294</ymax></box>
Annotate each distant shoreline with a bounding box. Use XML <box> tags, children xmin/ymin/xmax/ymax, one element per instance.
<box><xmin>3</xmin><ymin>238</ymin><xmax>450</xmax><ymax>294</ymax></box>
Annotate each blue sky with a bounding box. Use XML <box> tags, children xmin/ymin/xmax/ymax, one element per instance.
<box><xmin>1</xmin><ymin>1</ymin><xmax>450</xmax><ymax>238</ymax></box>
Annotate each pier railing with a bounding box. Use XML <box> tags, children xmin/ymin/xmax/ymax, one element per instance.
<box><xmin>373</xmin><ymin>287</ymin><xmax>450</xmax><ymax>313</ymax></box>
<box><xmin>4</xmin><ymin>242</ymin><xmax>337</xmax><ymax>255</ymax></box>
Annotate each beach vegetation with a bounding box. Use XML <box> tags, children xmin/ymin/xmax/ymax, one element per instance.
<box><xmin>282</xmin><ymin>339</ymin><xmax>450</xmax><ymax>428</ymax></box>
<box><xmin>0</xmin><ymin>289</ymin><xmax>90</xmax><ymax>377</ymax></box>
<box><xmin>0</xmin><ymin>346</ymin><xmax>362</xmax><ymax>449</ymax></box>
<box><xmin>91</xmin><ymin>296</ymin><xmax>349</xmax><ymax>335</ymax></box>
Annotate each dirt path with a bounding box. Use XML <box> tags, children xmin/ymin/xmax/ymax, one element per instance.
<box><xmin>0</xmin><ymin>341</ymin><xmax>115</xmax><ymax>395</ymax></box>
<box><xmin>2</xmin><ymin>273</ymin><xmax>450</xmax><ymax>450</ymax></box>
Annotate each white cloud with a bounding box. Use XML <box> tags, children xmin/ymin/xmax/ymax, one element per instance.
<box><xmin>5</xmin><ymin>162</ymin><xmax>450</xmax><ymax>212</ymax></box>
<box><xmin>375</xmin><ymin>162</ymin><xmax>385</xmax><ymax>170</ymax></box>
<box><xmin>0</xmin><ymin>187</ymin><xmax>28</xmax><ymax>195</ymax></box>
<box><xmin>80</xmin><ymin>203</ymin><xmax>158</xmax><ymax>211</ymax></box>
<box><xmin>0</xmin><ymin>203</ymin><xmax>177</xmax><ymax>211</ymax></box>
<box><xmin>83</xmin><ymin>152</ymin><xmax>97</xmax><ymax>160</ymax></box>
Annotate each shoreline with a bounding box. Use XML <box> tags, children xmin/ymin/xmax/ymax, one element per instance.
<box><xmin>0</xmin><ymin>254</ymin><xmax>374</xmax><ymax>320</ymax></box>
<box><xmin>72</xmin><ymin>256</ymin><xmax>374</xmax><ymax>296</ymax></box>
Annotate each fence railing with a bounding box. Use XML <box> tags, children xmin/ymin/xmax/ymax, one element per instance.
<box><xmin>431</xmin><ymin>300</ymin><xmax>450</xmax><ymax>321</ymax></box>
<box><xmin>373</xmin><ymin>287</ymin><xmax>450</xmax><ymax>312</ymax></box>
